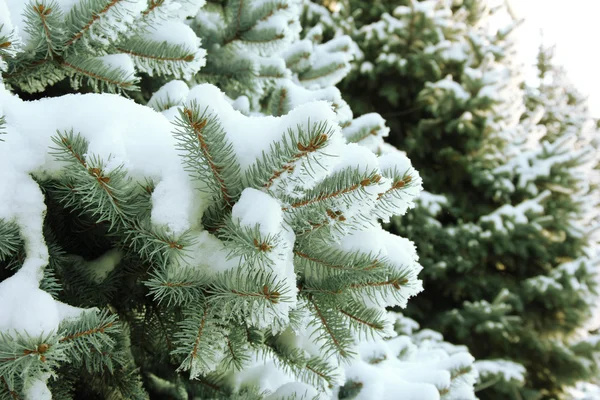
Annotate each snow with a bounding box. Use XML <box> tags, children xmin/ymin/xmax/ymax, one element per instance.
<box><xmin>339</xmin><ymin>313</ymin><xmax>477</xmax><ymax>400</ymax></box>
<box><xmin>570</xmin><ymin>382</ymin><xmax>600</xmax><ymax>400</ymax></box>
<box><xmin>418</xmin><ymin>191</ymin><xmax>448</xmax><ymax>216</ymax></box>
<box><xmin>148</xmin><ymin>80</ymin><xmax>190</xmax><ymax>111</ymax></box>
<box><xmin>360</xmin><ymin>61</ymin><xmax>374</xmax><ymax>74</ymax></box>
<box><xmin>474</xmin><ymin>359</ymin><xmax>526</xmax><ymax>384</ymax></box>
<box><xmin>232</xmin><ymin>188</ymin><xmax>283</xmax><ymax>238</ymax></box>
<box><xmin>99</xmin><ymin>53</ymin><xmax>136</xmax><ymax>77</ymax></box>
<box><xmin>524</xmin><ymin>275</ymin><xmax>562</xmax><ymax>293</ymax></box>
<box><xmin>337</xmin><ymin>227</ymin><xmax>423</xmax><ymax>309</ymax></box>
<box><xmin>0</xmin><ymin>271</ymin><xmax>60</xmax><ymax>336</ymax></box>
<box><xmin>331</xmin><ymin>143</ymin><xmax>379</xmax><ymax>176</ymax></box>
<box><xmin>24</xmin><ymin>373</ymin><xmax>52</xmax><ymax>400</ymax></box>
<box><xmin>427</xmin><ymin>76</ymin><xmax>471</xmax><ymax>102</ymax></box>
<box><xmin>0</xmin><ymin>85</ymin><xmax>197</xmax><ymax>235</ymax></box>
<box><xmin>480</xmin><ymin>190</ymin><xmax>551</xmax><ymax>233</ymax></box>
<box><xmin>273</xmin><ymin>79</ymin><xmax>352</xmax><ymax>124</ymax></box>
<box><xmin>342</xmin><ymin>113</ymin><xmax>389</xmax><ymax>152</ymax></box>
<box><xmin>147</xmin><ymin>17</ymin><xmax>202</xmax><ymax>49</ymax></box>
<box><xmin>135</xmin><ymin>18</ymin><xmax>207</xmax><ymax>79</ymax></box>
<box><xmin>265</xmin><ymin>382</ymin><xmax>320</xmax><ymax>400</ymax></box>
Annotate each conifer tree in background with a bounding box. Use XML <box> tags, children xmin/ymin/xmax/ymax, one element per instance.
<box><xmin>335</xmin><ymin>0</ymin><xmax>600</xmax><ymax>398</ymax></box>
<box><xmin>0</xmin><ymin>1</ymin><xmax>478</xmax><ymax>399</ymax></box>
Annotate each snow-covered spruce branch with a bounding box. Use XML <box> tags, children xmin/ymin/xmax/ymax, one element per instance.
<box><xmin>0</xmin><ymin>81</ymin><xmax>424</xmax><ymax>397</ymax></box>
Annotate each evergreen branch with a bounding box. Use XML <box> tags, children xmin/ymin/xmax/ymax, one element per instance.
<box><xmin>174</xmin><ymin>103</ymin><xmax>242</xmax><ymax>218</ymax></box>
<box><xmin>3</xmin><ymin>58</ymin><xmax>66</xmax><ymax>93</ymax></box>
<box><xmin>117</xmin><ymin>37</ymin><xmax>200</xmax><ymax>78</ymax></box>
<box><xmin>65</xmin><ymin>0</ymin><xmax>124</xmax><ymax>46</ymax></box>
<box><xmin>0</xmin><ymin>220</ymin><xmax>22</xmax><ymax>261</ymax></box>
<box><xmin>0</xmin><ymin>331</ymin><xmax>66</xmax><ymax>391</ymax></box>
<box><xmin>190</xmin><ymin>308</ymin><xmax>207</xmax><ymax>369</ymax></box>
<box><xmin>374</xmin><ymin>167</ymin><xmax>420</xmax><ymax>220</ymax></box>
<box><xmin>0</xmin><ymin>114</ymin><xmax>6</xmax><ymax>142</ymax></box>
<box><xmin>62</xmin><ymin>56</ymin><xmax>138</xmax><ymax>93</ymax></box>
<box><xmin>50</xmin><ymin>130</ymin><xmax>140</xmax><ymax>229</ymax></box>
<box><xmin>218</xmin><ymin>217</ymin><xmax>284</xmax><ymax>271</ymax></box>
<box><xmin>345</xmin><ymin>125</ymin><xmax>381</xmax><ymax>144</ymax></box>
<box><xmin>0</xmin><ymin>376</ymin><xmax>20</xmax><ymax>400</ymax></box>
<box><xmin>23</xmin><ymin>1</ymin><xmax>65</xmax><ymax>59</ymax></box>
<box><xmin>283</xmin><ymin>168</ymin><xmax>381</xmax><ymax>211</ymax></box>
<box><xmin>349</xmin><ymin>278</ymin><xmax>409</xmax><ymax>290</ymax></box>
<box><xmin>145</xmin><ymin>266</ymin><xmax>207</xmax><ymax>307</ymax></box>
<box><xmin>117</xmin><ymin>43</ymin><xmax>195</xmax><ymax>63</ymax></box>
<box><xmin>338</xmin><ymin>301</ymin><xmax>387</xmax><ymax>338</ymax></box>
<box><xmin>142</xmin><ymin>0</ymin><xmax>164</xmax><ymax>16</ymax></box>
<box><xmin>245</xmin><ymin>120</ymin><xmax>334</xmax><ymax>191</ymax></box>
<box><xmin>271</xmin><ymin>86</ymin><xmax>287</xmax><ymax>117</ymax></box>
<box><xmin>283</xmin><ymin>47</ymin><xmax>311</xmax><ymax>74</ymax></box>
<box><xmin>220</xmin><ymin>327</ymin><xmax>251</xmax><ymax>371</ymax></box>
<box><xmin>294</xmin><ymin>248</ymin><xmax>381</xmax><ymax>276</ymax></box>
<box><xmin>262</xmin><ymin>335</ymin><xmax>337</xmax><ymax>390</ymax></box>
<box><xmin>306</xmin><ymin>295</ymin><xmax>354</xmax><ymax>360</ymax></box>
<box><xmin>126</xmin><ymin>221</ymin><xmax>194</xmax><ymax>268</ymax></box>
<box><xmin>298</xmin><ymin>62</ymin><xmax>347</xmax><ymax>83</ymax></box>
<box><xmin>208</xmin><ymin>268</ymin><xmax>291</xmax><ymax>326</ymax></box>
<box><xmin>223</xmin><ymin>1</ymin><xmax>289</xmax><ymax>46</ymax></box>
<box><xmin>58</xmin><ymin>312</ymin><xmax>118</xmax><ymax>345</ymax></box>
<box><xmin>172</xmin><ymin>301</ymin><xmax>224</xmax><ymax>379</ymax></box>
<box><xmin>0</xmin><ymin>39</ymin><xmax>11</xmax><ymax>53</ymax></box>
<box><xmin>376</xmin><ymin>174</ymin><xmax>415</xmax><ymax>200</ymax></box>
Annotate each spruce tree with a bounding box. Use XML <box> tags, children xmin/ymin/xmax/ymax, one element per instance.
<box><xmin>0</xmin><ymin>1</ymin><xmax>478</xmax><ymax>399</ymax></box>
<box><xmin>337</xmin><ymin>0</ymin><xmax>600</xmax><ymax>399</ymax></box>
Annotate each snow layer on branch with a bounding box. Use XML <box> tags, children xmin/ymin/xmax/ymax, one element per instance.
<box><xmin>300</xmin><ymin>36</ymin><xmax>355</xmax><ymax>89</ymax></box>
<box><xmin>0</xmin><ymin>84</ymin><xmax>197</xmax><ymax>235</ymax></box>
<box><xmin>185</xmin><ymin>83</ymin><xmax>347</xmax><ymax>186</ymax></box>
<box><xmin>265</xmin><ymin>382</ymin><xmax>320</xmax><ymax>399</ymax></box>
<box><xmin>480</xmin><ymin>190</ymin><xmax>551</xmax><ymax>233</ymax></box>
<box><xmin>427</xmin><ymin>76</ymin><xmax>470</xmax><ymax>102</ymax></box>
<box><xmin>233</xmin><ymin>188</ymin><xmax>283</xmax><ymax>238</ymax></box>
<box><xmin>337</xmin><ymin>226</ymin><xmax>423</xmax><ymax>308</ymax></box>
<box><xmin>148</xmin><ymin>80</ymin><xmax>190</xmax><ymax>111</ymax></box>
<box><xmin>99</xmin><ymin>53</ymin><xmax>136</xmax><ymax>78</ymax></box>
<box><xmin>0</xmin><ymin>79</ymin><xmax>424</xmax><ymax>397</ymax></box>
<box><xmin>0</xmin><ymin>81</ymin><xmax>202</xmax><ymax>339</ymax></box>
<box><xmin>474</xmin><ymin>359</ymin><xmax>526</xmax><ymax>386</ymax></box>
<box><xmin>24</xmin><ymin>373</ymin><xmax>52</xmax><ymax>400</ymax></box>
<box><xmin>342</xmin><ymin>113</ymin><xmax>389</xmax><ymax>152</ymax></box>
<box><xmin>570</xmin><ymin>382</ymin><xmax>600</xmax><ymax>400</ymax></box>
<box><xmin>273</xmin><ymin>79</ymin><xmax>353</xmax><ymax>124</ymax></box>
<box><xmin>141</xmin><ymin>19</ymin><xmax>207</xmax><ymax>79</ymax></box>
<box><xmin>337</xmin><ymin>313</ymin><xmax>477</xmax><ymax>400</ymax></box>
<box><xmin>0</xmin><ymin>271</ymin><xmax>59</xmax><ymax>335</ymax></box>
<box><xmin>418</xmin><ymin>191</ymin><xmax>449</xmax><ymax>217</ymax></box>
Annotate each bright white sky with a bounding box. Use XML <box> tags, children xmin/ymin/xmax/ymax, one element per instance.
<box><xmin>510</xmin><ymin>0</ymin><xmax>600</xmax><ymax>116</ymax></box>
